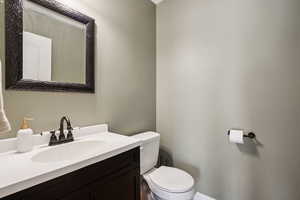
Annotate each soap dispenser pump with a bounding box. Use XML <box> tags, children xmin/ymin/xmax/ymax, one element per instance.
<box><xmin>17</xmin><ymin>118</ymin><xmax>34</xmax><ymax>153</ymax></box>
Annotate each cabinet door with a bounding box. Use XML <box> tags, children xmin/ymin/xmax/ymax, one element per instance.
<box><xmin>91</xmin><ymin>169</ymin><xmax>140</xmax><ymax>200</ymax></box>
<box><xmin>60</xmin><ymin>187</ymin><xmax>91</xmax><ymax>200</ymax></box>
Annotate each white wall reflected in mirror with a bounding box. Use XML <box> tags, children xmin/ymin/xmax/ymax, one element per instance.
<box><xmin>23</xmin><ymin>31</ymin><xmax>52</xmax><ymax>81</ymax></box>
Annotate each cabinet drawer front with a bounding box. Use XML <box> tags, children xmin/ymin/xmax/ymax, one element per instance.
<box><xmin>70</xmin><ymin>147</ymin><xmax>140</xmax><ymax>188</ymax></box>
<box><xmin>60</xmin><ymin>187</ymin><xmax>91</xmax><ymax>200</ymax></box>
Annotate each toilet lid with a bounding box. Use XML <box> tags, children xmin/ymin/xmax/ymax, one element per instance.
<box><xmin>148</xmin><ymin>166</ymin><xmax>194</xmax><ymax>193</ymax></box>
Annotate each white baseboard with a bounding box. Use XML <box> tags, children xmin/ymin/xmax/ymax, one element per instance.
<box><xmin>194</xmin><ymin>192</ymin><xmax>216</xmax><ymax>200</ymax></box>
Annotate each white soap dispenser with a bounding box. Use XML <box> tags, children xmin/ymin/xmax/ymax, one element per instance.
<box><xmin>17</xmin><ymin>118</ymin><xmax>34</xmax><ymax>153</ymax></box>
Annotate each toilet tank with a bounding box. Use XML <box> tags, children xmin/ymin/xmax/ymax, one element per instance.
<box><xmin>132</xmin><ymin>132</ymin><xmax>160</xmax><ymax>174</ymax></box>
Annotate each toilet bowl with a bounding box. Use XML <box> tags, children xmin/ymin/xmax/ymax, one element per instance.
<box><xmin>132</xmin><ymin>132</ymin><xmax>195</xmax><ymax>200</ymax></box>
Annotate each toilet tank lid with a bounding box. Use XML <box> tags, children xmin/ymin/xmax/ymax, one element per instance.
<box><xmin>132</xmin><ymin>132</ymin><xmax>160</xmax><ymax>144</ymax></box>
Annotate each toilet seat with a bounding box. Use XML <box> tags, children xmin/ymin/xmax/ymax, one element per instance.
<box><xmin>148</xmin><ymin>166</ymin><xmax>194</xmax><ymax>193</ymax></box>
<box><xmin>144</xmin><ymin>166</ymin><xmax>195</xmax><ymax>200</ymax></box>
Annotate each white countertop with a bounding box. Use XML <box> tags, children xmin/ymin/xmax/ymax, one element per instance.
<box><xmin>0</xmin><ymin>125</ymin><xmax>142</xmax><ymax>198</ymax></box>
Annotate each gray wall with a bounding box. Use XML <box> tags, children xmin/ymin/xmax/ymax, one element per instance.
<box><xmin>157</xmin><ymin>0</ymin><xmax>300</xmax><ymax>200</ymax></box>
<box><xmin>0</xmin><ymin>0</ymin><xmax>156</xmax><ymax>138</ymax></box>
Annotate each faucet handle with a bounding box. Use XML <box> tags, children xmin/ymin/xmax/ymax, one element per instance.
<box><xmin>50</xmin><ymin>130</ymin><xmax>56</xmax><ymax>136</ymax></box>
<box><xmin>66</xmin><ymin>128</ymin><xmax>74</xmax><ymax>142</ymax></box>
<box><xmin>49</xmin><ymin>130</ymin><xmax>58</xmax><ymax>146</ymax></box>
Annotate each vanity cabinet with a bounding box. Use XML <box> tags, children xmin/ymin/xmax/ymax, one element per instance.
<box><xmin>2</xmin><ymin>148</ymin><xmax>140</xmax><ymax>200</ymax></box>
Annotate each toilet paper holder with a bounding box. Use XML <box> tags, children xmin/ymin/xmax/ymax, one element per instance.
<box><xmin>227</xmin><ymin>130</ymin><xmax>256</xmax><ymax>139</ymax></box>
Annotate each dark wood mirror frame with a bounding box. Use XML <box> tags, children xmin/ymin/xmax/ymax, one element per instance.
<box><xmin>5</xmin><ymin>0</ymin><xmax>95</xmax><ymax>93</ymax></box>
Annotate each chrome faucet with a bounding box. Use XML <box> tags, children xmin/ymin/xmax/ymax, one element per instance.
<box><xmin>49</xmin><ymin>116</ymin><xmax>74</xmax><ymax>146</ymax></box>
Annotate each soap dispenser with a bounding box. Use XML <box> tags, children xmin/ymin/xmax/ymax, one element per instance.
<box><xmin>17</xmin><ymin>118</ymin><xmax>34</xmax><ymax>153</ymax></box>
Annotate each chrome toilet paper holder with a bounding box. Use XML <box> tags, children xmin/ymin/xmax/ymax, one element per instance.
<box><xmin>227</xmin><ymin>130</ymin><xmax>256</xmax><ymax>139</ymax></box>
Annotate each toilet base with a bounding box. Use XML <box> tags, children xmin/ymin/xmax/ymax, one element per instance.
<box><xmin>141</xmin><ymin>179</ymin><xmax>153</xmax><ymax>200</ymax></box>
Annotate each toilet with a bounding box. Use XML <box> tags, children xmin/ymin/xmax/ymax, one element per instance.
<box><xmin>132</xmin><ymin>132</ymin><xmax>195</xmax><ymax>200</ymax></box>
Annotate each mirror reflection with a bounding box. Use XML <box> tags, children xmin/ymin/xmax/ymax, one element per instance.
<box><xmin>23</xmin><ymin>0</ymin><xmax>86</xmax><ymax>84</ymax></box>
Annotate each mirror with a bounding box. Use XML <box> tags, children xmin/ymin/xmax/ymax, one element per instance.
<box><xmin>5</xmin><ymin>0</ymin><xmax>95</xmax><ymax>93</ymax></box>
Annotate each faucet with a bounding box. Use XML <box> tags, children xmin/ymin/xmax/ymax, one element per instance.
<box><xmin>49</xmin><ymin>116</ymin><xmax>74</xmax><ymax>146</ymax></box>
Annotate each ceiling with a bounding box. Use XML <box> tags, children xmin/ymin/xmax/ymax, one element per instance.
<box><xmin>150</xmin><ymin>0</ymin><xmax>164</xmax><ymax>4</ymax></box>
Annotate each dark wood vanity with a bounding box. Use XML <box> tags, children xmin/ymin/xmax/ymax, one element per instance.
<box><xmin>2</xmin><ymin>148</ymin><xmax>140</xmax><ymax>200</ymax></box>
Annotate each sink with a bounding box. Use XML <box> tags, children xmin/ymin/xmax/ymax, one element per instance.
<box><xmin>31</xmin><ymin>141</ymin><xmax>108</xmax><ymax>163</ymax></box>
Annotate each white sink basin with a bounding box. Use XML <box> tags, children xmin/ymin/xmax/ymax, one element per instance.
<box><xmin>31</xmin><ymin>141</ymin><xmax>108</xmax><ymax>163</ymax></box>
